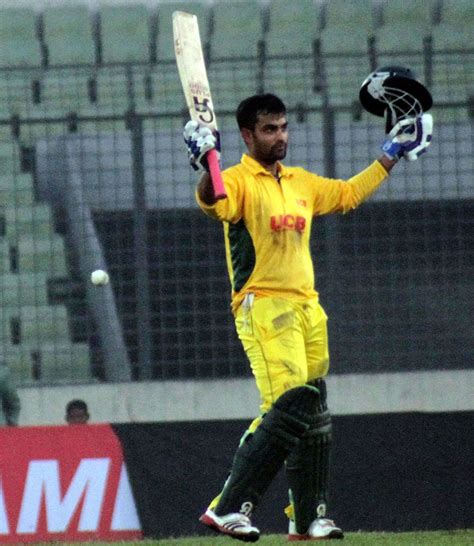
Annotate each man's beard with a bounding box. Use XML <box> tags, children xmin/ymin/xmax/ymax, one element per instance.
<box><xmin>266</xmin><ymin>142</ymin><xmax>287</xmax><ymax>162</ymax></box>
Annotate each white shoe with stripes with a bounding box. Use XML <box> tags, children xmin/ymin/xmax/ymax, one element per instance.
<box><xmin>199</xmin><ymin>509</ymin><xmax>260</xmax><ymax>542</ymax></box>
<box><xmin>288</xmin><ymin>518</ymin><xmax>344</xmax><ymax>540</ymax></box>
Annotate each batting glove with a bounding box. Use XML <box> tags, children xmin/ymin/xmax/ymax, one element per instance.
<box><xmin>183</xmin><ymin>120</ymin><xmax>221</xmax><ymax>172</ymax></box>
<box><xmin>381</xmin><ymin>113</ymin><xmax>433</xmax><ymax>162</ymax></box>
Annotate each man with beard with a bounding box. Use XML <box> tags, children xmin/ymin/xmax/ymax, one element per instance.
<box><xmin>183</xmin><ymin>93</ymin><xmax>432</xmax><ymax>542</ymax></box>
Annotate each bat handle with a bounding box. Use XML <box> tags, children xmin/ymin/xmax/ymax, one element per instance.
<box><xmin>206</xmin><ymin>149</ymin><xmax>227</xmax><ymax>200</ymax></box>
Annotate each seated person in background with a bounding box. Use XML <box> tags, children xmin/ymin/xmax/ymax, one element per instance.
<box><xmin>65</xmin><ymin>399</ymin><xmax>90</xmax><ymax>425</ymax></box>
<box><xmin>0</xmin><ymin>363</ymin><xmax>21</xmax><ymax>427</ymax></box>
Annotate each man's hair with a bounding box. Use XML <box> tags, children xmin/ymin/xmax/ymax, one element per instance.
<box><xmin>66</xmin><ymin>399</ymin><xmax>88</xmax><ymax>414</ymax></box>
<box><xmin>236</xmin><ymin>94</ymin><xmax>286</xmax><ymax>131</ymax></box>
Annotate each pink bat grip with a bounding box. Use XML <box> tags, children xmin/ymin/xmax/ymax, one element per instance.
<box><xmin>206</xmin><ymin>149</ymin><xmax>227</xmax><ymax>200</ymax></box>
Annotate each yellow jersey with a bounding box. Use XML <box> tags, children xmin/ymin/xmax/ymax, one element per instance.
<box><xmin>196</xmin><ymin>154</ymin><xmax>388</xmax><ymax>313</ymax></box>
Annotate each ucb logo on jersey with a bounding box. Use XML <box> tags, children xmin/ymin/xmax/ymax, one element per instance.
<box><xmin>239</xmin><ymin>501</ymin><xmax>254</xmax><ymax>517</ymax></box>
<box><xmin>270</xmin><ymin>214</ymin><xmax>306</xmax><ymax>233</ymax></box>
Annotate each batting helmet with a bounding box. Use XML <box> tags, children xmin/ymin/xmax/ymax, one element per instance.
<box><xmin>359</xmin><ymin>66</ymin><xmax>433</xmax><ymax>132</ymax></box>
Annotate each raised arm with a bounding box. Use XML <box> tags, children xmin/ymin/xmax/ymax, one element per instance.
<box><xmin>197</xmin><ymin>172</ymin><xmax>217</xmax><ymax>205</ymax></box>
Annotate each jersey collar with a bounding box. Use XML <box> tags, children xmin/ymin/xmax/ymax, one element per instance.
<box><xmin>241</xmin><ymin>153</ymin><xmax>293</xmax><ymax>179</ymax></box>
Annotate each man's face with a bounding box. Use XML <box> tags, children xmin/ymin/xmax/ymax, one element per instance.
<box><xmin>66</xmin><ymin>408</ymin><xmax>89</xmax><ymax>424</ymax></box>
<box><xmin>243</xmin><ymin>112</ymin><xmax>289</xmax><ymax>164</ymax></box>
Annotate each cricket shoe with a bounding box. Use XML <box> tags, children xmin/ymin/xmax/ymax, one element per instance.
<box><xmin>288</xmin><ymin>518</ymin><xmax>344</xmax><ymax>541</ymax></box>
<box><xmin>199</xmin><ymin>509</ymin><xmax>260</xmax><ymax>542</ymax></box>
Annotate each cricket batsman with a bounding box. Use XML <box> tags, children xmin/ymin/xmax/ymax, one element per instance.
<box><xmin>183</xmin><ymin>68</ymin><xmax>433</xmax><ymax>542</ymax></box>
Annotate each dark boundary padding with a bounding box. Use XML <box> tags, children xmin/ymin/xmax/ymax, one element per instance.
<box><xmin>113</xmin><ymin>411</ymin><xmax>473</xmax><ymax>539</ymax></box>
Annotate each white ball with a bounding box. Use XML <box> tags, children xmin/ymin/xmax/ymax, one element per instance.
<box><xmin>91</xmin><ymin>269</ymin><xmax>110</xmax><ymax>286</ymax></box>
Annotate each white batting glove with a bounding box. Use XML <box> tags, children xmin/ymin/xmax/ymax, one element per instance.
<box><xmin>381</xmin><ymin>113</ymin><xmax>433</xmax><ymax>162</ymax></box>
<box><xmin>183</xmin><ymin>120</ymin><xmax>221</xmax><ymax>172</ymax></box>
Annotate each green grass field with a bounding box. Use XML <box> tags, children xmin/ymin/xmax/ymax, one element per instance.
<box><xmin>34</xmin><ymin>530</ymin><xmax>474</xmax><ymax>546</ymax></box>
<box><xmin>144</xmin><ymin>529</ymin><xmax>471</xmax><ymax>545</ymax></box>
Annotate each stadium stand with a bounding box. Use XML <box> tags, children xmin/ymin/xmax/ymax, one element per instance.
<box><xmin>0</xmin><ymin>0</ymin><xmax>471</xmax><ymax>385</ymax></box>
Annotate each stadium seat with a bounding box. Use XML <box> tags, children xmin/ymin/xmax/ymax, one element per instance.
<box><xmin>4</xmin><ymin>304</ymin><xmax>70</xmax><ymax>344</ymax></box>
<box><xmin>1</xmin><ymin>272</ymin><xmax>49</xmax><ymax>308</ymax></box>
<box><xmin>16</xmin><ymin>235</ymin><xmax>68</xmax><ymax>276</ymax></box>
<box><xmin>380</xmin><ymin>0</ymin><xmax>437</xmax><ymax>26</ymax></box>
<box><xmin>131</xmin><ymin>66</ymin><xmax>161</xmax><ymax>114</ymax></box>
<box><xmin>33</xmin><ymin>68</ymin><xmax>94</xmax><ymax>116</ymax></box>
<box><xmin>267</xmin><ymin>0</ymin><xmax>321</xmax><ymax>32</ymax></box>
<box><xmin>0</xmin><ymin>239</ymin><xmax>10</xmax><ymax>274</ymax></box>
<box><xmin>263</xmin><ymin>1</ymin><xmax>322</xmax><ymax>108</ymax></box>
<box><xmin>99</xmin><ymin>4</ymin><xmax>151</xmax><ymax>64</ymax></box>
<box><xmin>0</xmin><ymin>173</ymin><xmax>35</xmax><ymax>207</ymax></box>
<box><xmin>140</xmin><ymin>65</ymin><xmax>185</xmax><ymax>116</ymax></box>
<box><xmin>156</xmin><ymin>2</ymin><xmax>209</xmax><ymax>62</ymax></box>
<box><xmin>431</xmin><ymin>25</ymin><xmax>473</xmax><ymax>102</ymax></box>
<box><xmin>35</xmin><ymin>342</ymin><xmax>92</xmax><ymax>382</ymax></box>
<box><xmin>319</xmin><ymin>26</ymin><xmax>373</xmax><ymax>106</ymax></box>
<box><xmin>265</xmin><ymin>30</ymin><xmax>317</xmax><ymax>58</ymax></box>
<box><xmin>42</xmin><ymin>5</ymin><xmax>96</xmax><ymax>65</ymax></box>
<box><xmin>438</xmin><ymin>0</ymin><xmax>474</xmax><ymax>26</ymax></box>
<box><xmin>0</xmin><ymin>142</ymin><xmax>21</xmax><ymax>177</ymax></box>
<box><xmin>5</xmin><ymin>204</ymin><xmax>56</xmax><ymax>241</ymax></box>
<box><xmin>324</xmin><ymin>0</ymin><xmax>375</xmax><ymax>30</ymax></box>
<box><xmin>265</xmin><ymin>1</ymin><xmax>320</xmax><ymax>56</ymax></box>
<box><xmin>94</xmin><ymin>66</ymin><xmax>130</xmax><ymax>115</ymax></box>
<box><xmin>94</xmin><ymin>65</ymin><xmax>160</xmax><ymax>115</ymax></box>
<box><xmin>210</xmin><ymin>1</ymin><xmax>262</xmax><ymax>60</ymax></box>
<box><xmin>263</xmin><ymin>57</ymin><xmax>324</xmax><ymax>110</ymax></box>
<box><xmin>265</xmin><ymin>0</ymin><xmax>321</xmax><ymax>58</ymax></box>
<box><xmin>0</xmin><ymin>7</ymin><xmax>42</xmax><ymax>67</ymax></box>
<box><xmin>431</xmin><ymin>25</ymin><xmax>474</xmax><ymax>50</ymax></box>
<box><xmin>208</xmin><ymin>63</ymin><xmax>260</xmax><ymax>113</ymax></box>
<box><xmin>0</xmin><ymin>70</ymin><xmax>42</xmax><ymax>118</ymax></box>
<box><xmin>3</xmin><ymin>346</ymin><xmax>33</xmax><ymax>383</ymax></box>
<box><xmin>374</xmin><ymin>22</ymin><xmax>429</xmax><ymax>80</ymax></box>
<box><xmin>4</xmin><ymin>342</ymin><xmax>92</xmax><ymax>383</ymax></box>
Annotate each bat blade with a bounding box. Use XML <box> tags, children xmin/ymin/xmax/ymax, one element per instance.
<box><xmin>173</xmin><ymin>11</ymin><xmax>226</xmax><ymax>199</ymax></box>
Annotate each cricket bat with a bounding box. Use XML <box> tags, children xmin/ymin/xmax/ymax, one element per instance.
<box><xmin>173</xmin><ymin>11</ymin><xmax>227</xmax><ymax>200</ymax></box>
